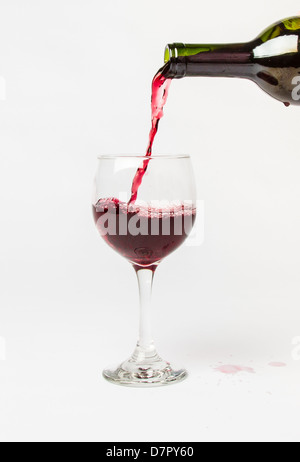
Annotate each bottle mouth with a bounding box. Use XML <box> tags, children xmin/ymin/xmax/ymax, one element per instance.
<box><xmin>164</xmin><ymin>43</ymin><xmax>184</xmax><ymax>63</ymax></box>
<box><xmin>164</xmin><ymin>45</ymin><xmax>172</xmax><ymax>62</ymax></box>
<box><xmin>164</xmin><ymin>46</ymin><xmax>170</xmax><ymax>63</ymax></box>
<box><xmin>163</xmin><ymin>45</ymin><xmax>187</xmax><ymax>79</ymax></box>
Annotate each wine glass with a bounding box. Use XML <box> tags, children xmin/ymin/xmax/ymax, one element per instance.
<box><xmin>92</xmin><ymin>155</ymin><xmax>197</xmax><ymax>387</ymax></box>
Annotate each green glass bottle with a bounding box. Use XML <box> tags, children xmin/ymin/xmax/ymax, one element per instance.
<box><xmin>163</xmin><ymin>17</ymin><xmax>300</xmax><ymax>106</ymax></box>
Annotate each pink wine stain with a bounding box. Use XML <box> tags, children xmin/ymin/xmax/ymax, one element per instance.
<box><xmin>268</xmin><ymin>362</ymin><xmax>287</xmax><ymax>368</ymax></box>
<box><xmin>215</xmin><ymin>365</ymin><xmax>255</xmax><ymax>375</ymax></box>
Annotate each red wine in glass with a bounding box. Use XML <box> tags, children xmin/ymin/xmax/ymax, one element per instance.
<box><xmin>93</xmin><ymin>155</ymin><xmax>196</xmax><ymax>387</ymax></box>
<box><xmin>93</xmin><ymin>197</ymin><xmax>196</xmax><ymax>267</ymax></box>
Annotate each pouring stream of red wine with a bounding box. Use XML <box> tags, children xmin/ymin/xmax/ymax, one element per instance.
<box><xmin>129</xmin><ymin>64</ymin><xmax>171</xmax><ymax>204</ymax></box>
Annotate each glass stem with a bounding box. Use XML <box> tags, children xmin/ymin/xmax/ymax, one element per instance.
<box><xmin>134</xmin><ymin>266</ymin><xmax>157</xmax><ymax>351</ymax></box>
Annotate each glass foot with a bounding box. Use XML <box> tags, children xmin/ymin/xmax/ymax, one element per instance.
<box><xmin>103</xmin><ymin>344</ymin><xmax>187</xmax><ymax>387</ymax></box>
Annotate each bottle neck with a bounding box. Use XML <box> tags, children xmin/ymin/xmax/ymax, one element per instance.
<box><xmin>164</xmin><ymin>42</ymin><xmax>254</xmax><ymax>79</ymax></box>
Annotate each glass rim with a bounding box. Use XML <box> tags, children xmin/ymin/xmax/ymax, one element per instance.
<box><xmin>97</xmin><ymin>154</ymin><xmax>190</xmax><ymax>160</ymax></box>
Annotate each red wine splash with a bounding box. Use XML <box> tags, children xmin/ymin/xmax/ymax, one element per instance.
<box><xmin>129</xmin><ymin>64</ymin><xmax>172</xmax><ymax>204</ymax></box>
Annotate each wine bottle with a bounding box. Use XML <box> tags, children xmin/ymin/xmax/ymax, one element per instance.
<box><xmin>163</xmin><ymin>16</ymin><xmax>300</xmax><ymax>106</ymax></box>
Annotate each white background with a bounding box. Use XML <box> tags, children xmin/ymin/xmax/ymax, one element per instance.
<box><xmin>0</xmin><ymin>0</ymin><xmax>300</xmax><ymax>443</ymax></box>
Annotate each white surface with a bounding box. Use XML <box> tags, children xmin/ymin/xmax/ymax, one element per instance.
<box><xmin>0</xmin><ymin>0</ymin><xmax>300</xmax><ymax>442</ymax></box>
